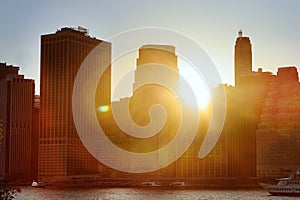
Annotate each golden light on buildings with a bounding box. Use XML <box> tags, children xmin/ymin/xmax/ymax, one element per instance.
<box><xmin>178</xmin><ymin>58</ymin><xmax>211</xmax><ymax>110</ymax></box>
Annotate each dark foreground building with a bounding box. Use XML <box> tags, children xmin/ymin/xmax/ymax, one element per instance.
<box><xmin>0</xmin><ymin>63</ymin><xmax>35</xmax><ymax>181</ymax></box>
<box><xmin>39</xmin><ymin>27</ymin><xmax>111</xmax><ymax>181</ymax></box>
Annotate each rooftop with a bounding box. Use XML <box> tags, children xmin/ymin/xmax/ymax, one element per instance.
<box><xmin>140</xmin><ymin>44</ymin><xmax>175</xmax><ymax>53</ymax></box>
<box><xmin>56</xmin><ymin>26</ymin><xmax>89</xmax><ymax>36</ymax></box>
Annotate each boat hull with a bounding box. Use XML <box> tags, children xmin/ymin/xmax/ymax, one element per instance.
<box><xmin>269</xmin><ymin>192</ymin><xmax>300</xmax><ymax>196</ymax></box>
<box><xmin>260</xmin><ymin>183</ymin><xmax>300</xmax><ymax>196</ymax></box>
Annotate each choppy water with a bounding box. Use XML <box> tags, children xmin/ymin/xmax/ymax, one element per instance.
<box><xmin>15</xmin><ymin>187</ymin><xmax>300</xmax><ymax>200</ymax></box>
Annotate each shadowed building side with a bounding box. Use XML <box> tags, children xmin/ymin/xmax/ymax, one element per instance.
<box><xmin>39</xmin><ymin>27</ymin><xmax>111</xmax><ymax>181</ymax></box>
<box><xmin>199</xmin><ymin>32</ymin><xmax>273</xmax><ymax>180</ymax></box>
<box><xmin>0</xmin><ymin>64</ymin><xmax>34</xmax><ymax>181</ymax></box>
<box><xmin>257</xmin><ymin>67</ymin><xmax>300</xmax><ymax>178</ymax></box>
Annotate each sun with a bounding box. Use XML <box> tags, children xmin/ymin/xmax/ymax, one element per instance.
<box><xmin>178</xmin><ymin>58</ymin><xmax>211</xmax><ymax>110</ymax></box>
<box><xmin>111</xmin><ymin>52</ymin><xmax>211</xmax><ymax>110</ymax></box>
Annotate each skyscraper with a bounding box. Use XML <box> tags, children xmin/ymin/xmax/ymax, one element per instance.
<box><xmin>132</xmin><ymin>45</ymin><xmax>180</xmax><ymax>142</ymax></box>
<box><xmin>132</xmin><ymin>45</ymin><xmax>180</xmax><ymax>177</ymax></box>
<box><xmin>234</xmin><ymin>30</ymin><xmax>252</xmax><ymax>86</ymax></box>
<box><xmin>0</xmin><ymin>63</ymin><xmax>34</xmax><ymax>181</ymax></box>
<box><xmin>39</xmin><ymin>27</ymin><xmax>111</xmax><ymax>181</ymax></box>
<box><xmin>107</xmin><ymin>45</ymin><xmax>180</xmax><ymax>178</ymax></box>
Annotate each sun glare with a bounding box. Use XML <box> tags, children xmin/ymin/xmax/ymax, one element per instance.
<box><xmin>178</xmin><ymin>58</ymin><xmax>211</xmax><ymax>110</ymax></box>
<box><xmin>111</xmin><ymin>52</ymin><xmax>211</xmax><ymax>110</ymax></box>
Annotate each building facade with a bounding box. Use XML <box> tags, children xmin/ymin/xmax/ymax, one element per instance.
<box><xmin>39</xmin><ymin>27</ymin><xmax>111</xmax><ymax>181</ymax></box>
<box><xmin>224</xmin><ymin>70</ymin><xmax>273</xmax><ymax>178</ymax></box>
<box><xmin>257</xmin><ymin>67</ymin><xmax>300</xmax><ymax>178</ymax></box>
<box><xmin>0</xmin><ymin>63</ymin><xmax>34</xmax><ymax>181</ymax></box>
<box><xmin>105</xmin><ymin>45</ymin><xmax>180</xmax><ymax>178</ymax></box>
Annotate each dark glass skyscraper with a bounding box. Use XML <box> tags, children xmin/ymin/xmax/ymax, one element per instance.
<box><xmin>39</xmin><ymin>27</ymin><xmax>111</xmax><ymax>181</ymax></box>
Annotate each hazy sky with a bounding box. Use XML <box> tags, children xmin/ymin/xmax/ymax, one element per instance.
<box><xmin>1</xmin><ymin>0</ymin><xmax>300</xmax><ymax>94</ymax></box>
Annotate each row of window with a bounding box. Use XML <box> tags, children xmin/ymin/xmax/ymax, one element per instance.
<box><xmin>288</xmin><ymin>181</ymin><xmax>300</xmax><ymax>185</ymax></box>
<box><xmin>43</xmin><ymin>36</ymin><xmax>98</xmax><ymax>44</ymax></box>
<box><xmin>272</xmin><ymin>187</ymin><xmax>300</xmax><ymax>191</ymax></box>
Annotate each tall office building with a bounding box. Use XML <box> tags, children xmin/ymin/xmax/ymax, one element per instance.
<box><xmin>133</xmin><ymin>45</ymin><xmax>180</xmax><ymax>177</ymax></box>
<box><xmin>39</xmin><ymin>27</ymin><xmax>111</xmax><ymax>181</ymax></box>
<box><xmin>0</xmin><ymin>63</ymin><xmax>34</xmax><ymax>181</ymax></box>
<box><xmin>134</xmin><ymin>45</ymin><xmax>179</xmax><ymax>91</ymax></box>
<box><xmin>106</xmin><ymin>45</ymin><xmax>180</xmax><ymax>178</ymax></box>
<box><xmin>257</xmin><ymin>67</ymin><xmax>300</xmax><ymax>178</ymax></box>
<box><xmin>234</xmin><ymin>30</ymin><xmax>252</xmax><ymax>86</ymax></box>
<box><xmin>132</xmin><ymin>45</ymin><xmax>180</xmax><ymax>147</ymax></box>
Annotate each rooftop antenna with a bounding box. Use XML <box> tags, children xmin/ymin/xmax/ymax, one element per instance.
<box><xmin>77</xmin><ymin>26</ymin><xmax>89</xmax><ymax>35</ymax></box>
<box><xmin>238</xmin><ymin>30</ymin><xmax>243</xmax><ymax>38</ymax></box>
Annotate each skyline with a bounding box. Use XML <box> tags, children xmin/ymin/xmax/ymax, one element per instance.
<box><xmin>1</xmin><ymin>24</ymin><xmax>300</xmax><ymax>182</ymax></box>
<box><xmin>1</xmin><ymin>2</ymin><xmax>300</xmax><ymax>189</ymax></box>
<box><xmin>1</xmin><ymin>1</ymin><xmax>300</xmax><ymax>94</ymax></box>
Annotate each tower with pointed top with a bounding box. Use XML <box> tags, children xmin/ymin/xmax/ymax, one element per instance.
<box><xmin>234</xmin><ymin>30</ymin><xmax>252</xmax><ymax>86</ymax></box>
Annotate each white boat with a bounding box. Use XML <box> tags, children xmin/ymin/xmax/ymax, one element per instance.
<box><xmin>260</xmin><ymin>169</ymin><xmax>300</xmax><ymax>196</ymax></box>
<box><xmin>140</xmin><ymin>181</ymin><xmax>161</xmax><ymax>187</ymax></box>
<box><xmin>31</xmin><ymin>180</ymin><xmax>46</xmax><ymax>188</ymax></box>
<box><xmin>169</xmin><ymin>181</ymin><xmax>190</xmax><ymax>187</ymax></box>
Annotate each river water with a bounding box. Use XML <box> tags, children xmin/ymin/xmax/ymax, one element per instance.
<box><xmin>15</xmin><ymin>187</ymin><xmax>300</xmax><ymax>200</ymax></box>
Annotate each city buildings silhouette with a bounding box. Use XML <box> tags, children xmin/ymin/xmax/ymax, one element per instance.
<box><xmin>0</xmin><ymin>27</ymin><xmax>299</xmax><ymax>184</ymax></box>
<box><xmin>197</xmin><ymin>31</ymin><xmax>273</xmax><ymax>179</ymax></box>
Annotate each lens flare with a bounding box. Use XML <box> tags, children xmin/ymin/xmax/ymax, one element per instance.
<box><xmin>98</xmin><ymin>105</ymin><xmax>110</xmax><ymax>112</ymax></box>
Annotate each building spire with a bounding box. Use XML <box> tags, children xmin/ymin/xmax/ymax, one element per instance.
<box><xmin>234</xmin><ymin>29</ymin><xmax>252</xmax><ymax>86</ymax></box>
